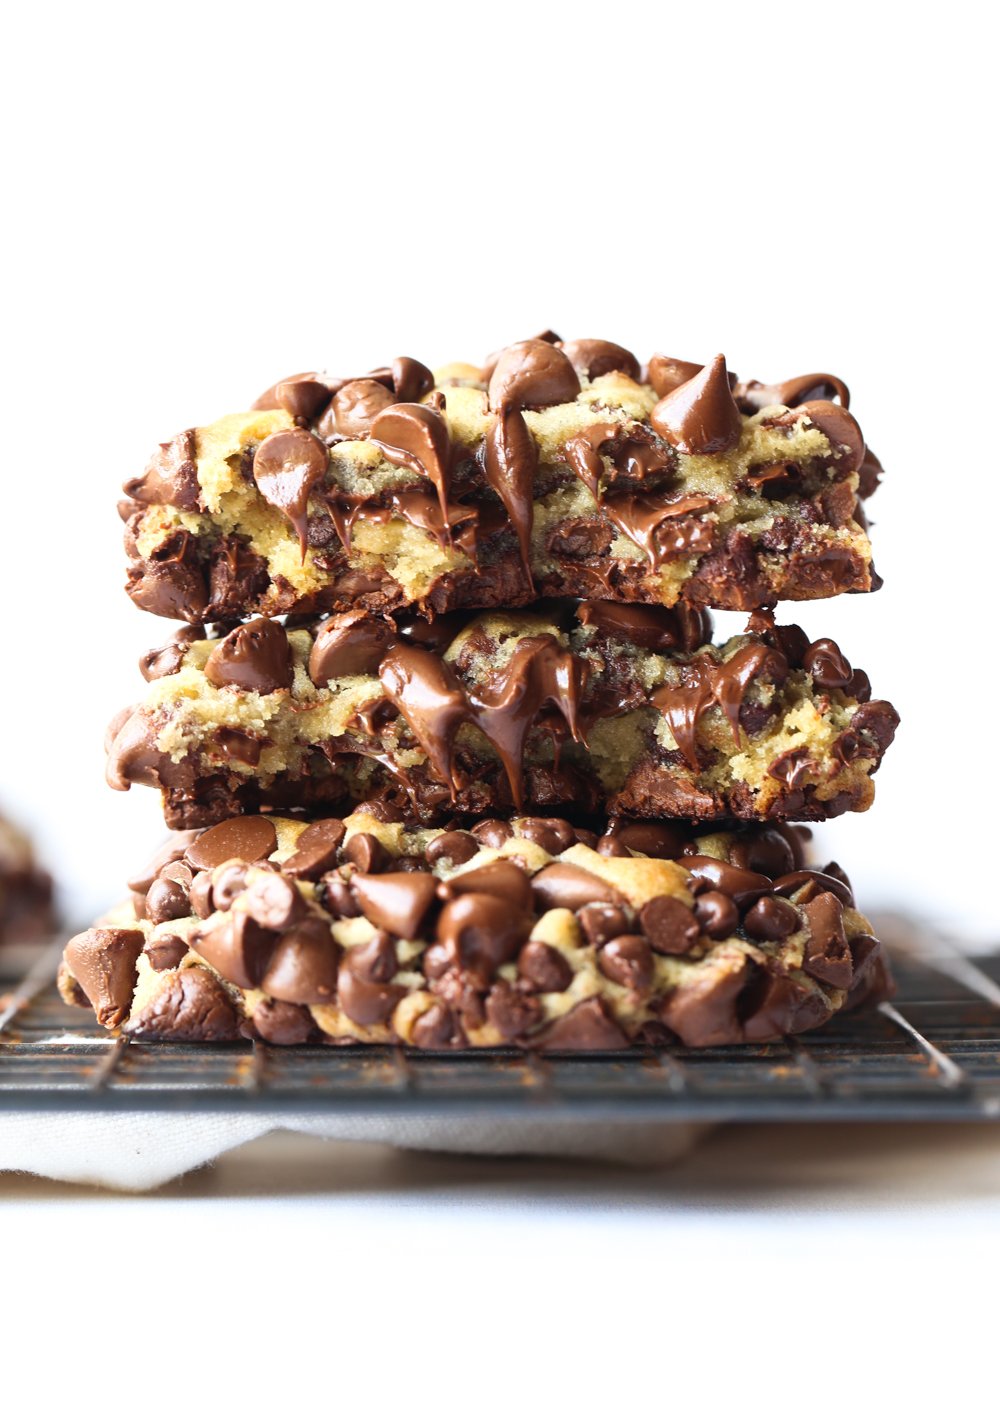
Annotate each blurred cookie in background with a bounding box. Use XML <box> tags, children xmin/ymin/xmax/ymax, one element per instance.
<box><xmin>0</xmin><ymin>807</ymin><xmax>57</xmax><ymax>947</ymax></box>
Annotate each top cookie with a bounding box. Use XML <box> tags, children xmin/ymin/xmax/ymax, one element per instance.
<box><xmin>121</xmin><ymin>337</ymin><xmax>882</xmax><ymax>623</ymax></box>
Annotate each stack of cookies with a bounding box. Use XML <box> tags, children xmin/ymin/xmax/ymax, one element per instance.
<box><xmin>61</xmin><ymin>338</ymin><xmax>899</xmax><ymax>1049</ymax></box>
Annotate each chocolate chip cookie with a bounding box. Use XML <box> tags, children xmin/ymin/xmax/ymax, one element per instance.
<box><xmin>59</xmin><ymin>809</ymin><xmax>889</xmax><ymax>1049</ymax></box>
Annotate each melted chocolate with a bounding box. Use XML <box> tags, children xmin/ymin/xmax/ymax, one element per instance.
<box><xmin>252</xmin><ymin>428</ymin><xmax>329</xmax><ymax>557</ymax></box>
<box><xmin>370</xmin><ymin>403</ymin><xmax>454</xmax><ymax>535</ymax></box>
<box><xmin>483</xmin><ymin>408</ymin><xmax>537</xmax><ymax>580</ymax></box>
<box><xmin>378</xmin><ymin>633</ymin><xmax>589</xmax><ymax>807</ymax></box>
<box><xmin>651</xmin><ymin>641</ymin><xmax>787</xmax><ymax>770</ymax></box>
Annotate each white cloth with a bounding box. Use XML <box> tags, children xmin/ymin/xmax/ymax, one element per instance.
<box><xmin>0</xmin><ymin>1111</ymin><xmax>704</xmax><ymax>1191</ymax></box>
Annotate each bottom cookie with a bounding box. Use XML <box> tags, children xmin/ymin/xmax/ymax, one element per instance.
<box><xmin>60</xmin><ymin>808</ymin><xmax>890</xmax><ymax>1050</ymax></box>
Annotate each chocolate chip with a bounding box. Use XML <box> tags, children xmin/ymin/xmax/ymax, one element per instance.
<box><xmin>411</xmin><ymin>1002</ymin><xmax>459</xmax><ymax>1049</ymax></box>
<box><xmin>736</xmin><ymin>371</ymin><xmax>850</xmax><ymax>413</ymax></box>
<box><xmin>143</xmin><ymin>933</ymin><xmax>190</xmax><ymax>972</ymax></box>
<box><xmin>145</xmin><ymin>877</ymin><xmax>192</xmax><ymax>924</ymax></box>
<box><xmin>436</xmin><ymin>893</ymin><xmax>532</xmax><ymax>987</ymax></box>
<box><xmin>203</xmin><ymin>619</ymin><xmax>294</xmax><ymax>694</ymax></box>
<box><xmin>252</xmin><ymin>427</ymin><xmax>328</xmax><ymax>554</ymax></box>
<box><xmin>123</xmin><ymin>429</ymin><xmax>201</xmax><ymax>511</ymax></box>
<box><xmin>650</xmin><ymin>354</ymin><xmax>743</xmax><ymax>455</ymax></box>
<box><xmin>390</xmin><ymin>356</ymin><xmax>435</xmax><ymax>402</ymax></box>
<box><xmin>801</xmin><ymin>892</ymin><xmax>853</xmax><ymax>989</ymax></box>
<box><xmin>824</xmin><ymin>861</ymin><xmax>854</xmax><ymax>901</ymax></box>
<box><xmin>470</xmin><ymin>819</ymin><xmax>514</xmax><ymax>848</ymax></box>
<box><xmin>139</xmin><ymin>624</ymin><xmax>205</xmax><ymax>682</ymax></box>
<box><xmin>63</xmin><ymin>927</ymin><xmax>145</xmax><ymax>1028</ymax></box>
<box><xmin>252</xmin><ymin>998</ymin><xmax>318</xmax><ymax>1045</ymax></box>
<box><xmin>535</xmin><ymin>997</ymin><xmax>629</xmax><ymax>1051</ymax></box>
<box><xmin>244</xmin><ymin>872</ymin><xmax>309</xmax><ymax>931</ymax></box>
<box><xmin>425</xmin><ymin>830</ymin><xmax>480</xmax><ymax>867</ymax></box>
<box><xmin>189</xmin><ymin>870</ymin><xmax>215</xmax><ymax>919</ymax></box>
<box><xmin>485</xmin><ymin>981</ymin><xmax>540</xmax><ymax>1038</ymax></box>
<box><xmin>767</xmin><ymin>748</ymin><xmax>813</xmax><ymax>788</ymax></box>
<box><xmin>127</xmin><ymin>966</ymin><xmax>239</xmax><ymax>1041</ymax></box>
<box><xmin>743</xmin><ymin>895</ymin><xmax>801</xmax><ymax>942</ymax></box>
<box><xmin>127</xmin><ymin>830</ymin><xmax>203</xmax><ymax>900</ymax></box>
<box><xmin>441</xmin><ymin>859</ymin><xmax>533</xmax><ymax>910</ymax></box>
<box><xmin>349</xmin><ymin>871</ymin><xmax>438</xmax><ymax>940</ymax></box>
<box><xmin>531</xmin><ymin>863</ymin><xmax>619</xmax><ymax>912</ymax></box>
<box><xmin>608</xmin><ymin>821</ymin><xmax>687</xmax><ymax>860</ymax></box>
<box><xmin>252</xmin><ymin>371</ymin><xmax>332</xmax><ymax>417</ymax></box>
<box><xmin>661</xmin><ymin>960</ymin><xmax>748</xmax><ymax>1047</ymax></box>
<box><xmin>321</xmin><ymin>875</ymin><xmax>362</xmax><ymax>919</ymax></box>
<box><xmin>215</xmin><ymin>728</ymin><xmax>263</xmax><ymax>766</ymax></box>
<box><xmin>211</xmin><ymin>861</ymin><xmax>249</xmax><ymax>912</ymax></box>
<box><xmin>679</xmin><ymin>856</ymin><xmax>773</xmax><ymax>909</ymax></box>
<box><xmin>794</xmin><ymin>401</ymin><xmax>865</xmax><ymax>475</ymax></box>
<box><xmin>559</xmin><ymin>338</ymin><xmax>640</xmax><ymax>382</ymax></box>
<box><xmin>803</xmin><ymin>638</ymin><xmax>854</xmax><ymax>690</ymax></box>
<box><xmin>598</xmin><ymin>935</ymin><xmax>654</xmax><ymax>992</ymax></box>
<box><xmin>488</xmin><ymin>339</ymin><xmax>581</xmax><ymax>412</ymax></box>
<box><xmin>189</xmin><ymin>909</ymin><xmax>277</xmax><ymax>989</ymax></box>
<box><xmin>332</xmin><ymin>379</ymin><xmax>397</xmax><ymax>437</ymax></box>
<box><xmin>847</xmin><ymin>933</ymin><xmax>880</xmax><ymax>985</ymax></box>
<box><xmin>281</xmin><ymin>818</ymin><xmax>346</xmax><ymax>880</ymax></box>
<box><xmin>308</xmin><ymin>612</ymin><xmax>395</xmax><ymax>684</ymax></box>
<box><xmin>595</xmin><ymin>836</ymin><xmax>631</xmax><ymax>858</ymax></box>
<box><xmin>260</xmin><ymin>918</ymin><xmax>339</xmax><ymax>1004</ymax></box>
<box><xmin>741</xmin><ymin>966</ymin><xmax>829</xmax><ymax>1040</ymax></box>
<box><xmin>517</xmin><ymin>941</ymin><xmax>573</xmax><ymax>993</ymax></box>
<box><xmin>518</xmin><ymin>817</ymin><xmax>577</xmax><ymax>854</ymax></box>
<box><xmin>640</xmin><ymin>895</ymin><xmax>700</xmax><ymax>955</ymax></box>
<box><xmin>343</xmin><ymin>832</ymin><xmax>389</xmax><ymax>874</ymax></box>
<box><xmin>577</xmin><ymin>902</ymin><xmax>630</xmax><ymax>946</ymax></box>
<box><xmin>646</xmin><ymin>356</ymin><xmax>704</xmax><ymax>398</ymax></box>
<box><xmin>693</xmin><ymin>891</ymin><xmax>739</xmax><ymax>938</ymax></box>
<box><xmin>159</xmin><ymin>860</ymin><xmax>194</xmax><ymax>888</ymax></box>
<box><xmin>186</xmin><ymin>816</ymin><xmax>279</xmax><ymax>872</ymax></box>
<box><xmin>577</xmin><ymin>601</ymin><xmax>708</xmax><ymax>655</ymax></box>
<box><xmin>337</xmin><ymin>956</ymin><xmax>406</xmax><ymax>1026</ymax></box>
<box><xmin>727</xmin><ymin>829</ymin><xmax>796</xmax><ymax>878</ymax></box>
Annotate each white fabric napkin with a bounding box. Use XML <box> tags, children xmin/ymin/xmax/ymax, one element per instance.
<box><xmin>0</xmin><ymin>1110</ymin><xmax>704</xmax><ymax>1191</ymax></box>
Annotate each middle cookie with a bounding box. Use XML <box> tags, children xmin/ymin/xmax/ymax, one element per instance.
<box><xmin>106</xmin><ymin>603</ymin><xmax>898</xmax><ymax>829</ymax></box>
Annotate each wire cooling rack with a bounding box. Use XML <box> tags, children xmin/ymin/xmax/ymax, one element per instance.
<box><xmin>1</xmin><ymin>920</ymin><xmax>999</xmax><ymax>1119</ymax></box>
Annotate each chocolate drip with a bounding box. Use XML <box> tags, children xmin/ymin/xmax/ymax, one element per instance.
<box><xmin>378</xmin><ymin>645</ymin><xmax>471</xmax><ymax>795</ymax></box>
<box><xmin>370</xmin><ymin>403</ymin><xmax>454</xmax><ymax>535</ymax></box>
<box><xmin>389</xmin><ymin>488</ymin><xmax>479</xmax><ymax>556</ymax></box>
<box><xmin>651</xmin><ymin>641</ymin><xmax>787</xmax><ymax>770</ymax></box>
<box><xmin>484</xmin><ymin>408</ymin><xmax>537</xmax><ymax>581</ymax></box>
<box><xmin>252</xmin><ymin>428</ymin><xmax>329</xmax><ymax>558</ymax></box>
<box><xmin>601</xmin><ymin>493</ymin><xmax>716</xmax><ymax>568</ymax></box>
<box><xmin>576</xmin><ymin>600</ymin><xmax>711</xmax><ymax>652</ymax></box>
<box><xmin>471</xmin><ymin>636</ymin><xmax>589</xmax><ymax>806</ymax></box>
<box><xmin>378</xmin><ymin>635</ymin><xmax>590</xmax><ymax>807</ymax></box>
<box><xmin>564</xmin><ymin>422</ymin><xmax>674</xmax><ymax>501</ymax></box>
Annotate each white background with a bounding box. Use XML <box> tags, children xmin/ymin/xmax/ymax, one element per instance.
<box><xmin>1</xmin><ymin>1</ymin><xmax>998</xmax><ymax>1395</ymax></box>
<box><xmin>1</xmin><ymin>3</ymin><xmax>997</xmax><ymax>939</ymax></box>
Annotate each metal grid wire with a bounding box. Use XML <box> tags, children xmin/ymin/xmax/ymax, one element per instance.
<box><xmin>2</xmin><ymin>927</ymin><xmax>999</xmax><ymax>1120</ymax></box>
